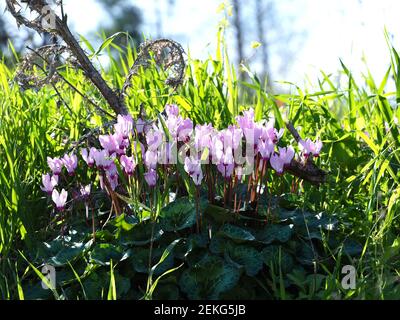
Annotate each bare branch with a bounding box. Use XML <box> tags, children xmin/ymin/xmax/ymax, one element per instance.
<box><xmin>6</xmin><ymin>0</ymin><xmax>128</xmax><ymax>115</ymax></box>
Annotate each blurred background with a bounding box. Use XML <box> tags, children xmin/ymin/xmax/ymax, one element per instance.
<box><xmin>0</xmin><ymin>0</ymin><xmax>399</xmax><ymax>91</ymax></box>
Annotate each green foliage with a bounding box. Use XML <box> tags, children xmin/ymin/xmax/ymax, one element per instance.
<box><xmin>13</xmin><ymin>200</ymin><xmax>360</xmax><ymax>300</ymax></box>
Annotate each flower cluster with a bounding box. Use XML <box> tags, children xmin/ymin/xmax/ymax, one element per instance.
<box><xmin>40</xmin><ymin>104</ymin><xmax>322</xmax><ymax>212</ymax></box>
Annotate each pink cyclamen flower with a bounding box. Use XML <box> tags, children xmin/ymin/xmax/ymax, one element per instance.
<box><xmin>236</xmin><ymin>108</ymin><xmax>255</xmax><ymax>132</ymax></box>
<box><xmin>228</xmin><ymin>125</ymin><xmax>243</xmax><ymax>150</ymax></box>
<box><xmin>99</xmin><ymin>134</ymin><xmax>117</xmax><ymax>154</ymax></box>
<box><xmin>184</xmin><ymin>157</ymin><xmax>203</xmax><ymax>186</ymax></box>
<box><xmin>262</xmin><ymin>119</ymin><xmax>284</xmax><ymax>144</ymax></box>
<box><xmin>299</xmin><ymin>138</ymin><xmax>323</xmax><ymax>157</ymax></box>
<box><xmin>216</xmin><ymin>148</ymin><xmax>235</xmax><ymax>178</ymax></box>
<box><xmin>210</xmin><ymin>134</ymin><xmax>224</xmax><ymax>164</ymax></box>
<box><xmin>144</xmin><ymin>169</ymin><xmax>157</xmax><ymax>187</ymax></box>
<box><xmin>195</xmin><ymin>123</ymin><xmax>214</xmax><ymax>150</ymax></box>
<box><xmin>47</xmin><ymin>157</ymin><xmax>63</xmax><ymax>175</ymax></box>
<box><xmin>278</xmin><ymin>146</ymin><xmax>295</xmax><ymax>166</ymax></box>
<box><xmin>120</xmin><ymin>155</ymin><xmax>136</xmax><ymax>175</ymax></box>
<box><xmin>107</xmin><ymin>173</ymin><xmax>119</xmax><ymax>191</ymax></box>
<box><xmin>93</xmin><ymin>149</ymin><xmax>114</xmax><ymax>169</ymax></box>
<box><xmin>114</xmin><ymin>114</ymin><xmax>134</xmax><ymax>139</ymax></box>
<box><xmin>135</xmin><ymin>118</ymin><xmax>146</xmax><ymax>134</ymax></box>
<box><xmin>144</xmin><ymin>150</ymin><xmax>158</xmax><ymax>169</ymax></box>
<box><xmin>258</xmin><ymin>139</ymin><xmax>275</xmax><ymax>160</ymax></box>
<box><xmin>146</xmin><ymin>127</ymin><xmax>164</xmax><ymax>151</ymax></box>
<box><xmin>165</xmin><ymin>104</ymin><xmax>179</xmax><ymax>117</ymax></box>
<box><xmin>270</xmin><ymin>153</ymin><xmax>285</xmax><ymax>175</ymax></box>
<box><xmin>217</xmin><ymin>163</ymin><xmax>235</xmax><ymax>178</ymax></box>
<box><xmin>184</xmin><ymin>156</ymin><xmax>201</xmax><ymax>176</ymax></box>
<box><xmin>106</xmin><ymin>162</ymin><xmax>118</xmax><ymax>179</ymax></box>
<box><xmin>99</xmin><ymin>134</ymin><xmax>125</xmax><ymax>155</ymax></box>
<box><xmin>165</xmin><ymin>115</ymin><xmax>180</xmax><ymax>139</ymax></box>
<box><xmin>62</xmin><ymin>153</ymin><xmax>78</xmax><ymax>175</ymax></box>
<box><xmin>80</xmin><ymin>184</ymin><xmax>91</xmax><ymax>200</ymax></box>
<box><xmin>40</xmin><ymin>173</ymin><xmax>58</xmax><ymax>195</ymax></box>
<box><xmin>52</xmin><ymin>189</ymin><xmax>68</xmax><ymax>211</ymax></box>
<box><xmin>191</xmin><ymin>169</ymin><xmax>203</xmax><ymax>186</ymax></box>
<box><xmin>236</xmin><ymin>109</ymin><xmax>259</xmax><ymax>146</ymax></box>
<box><xmin>81</xmin><ymin>147</ymin><xmax>97</xmax><ymax>167</ymax></box>
<box><xmin>218</xmin><ymin>127</ymin><xmax>241</xmax><ymax>151</ymax></box>
<box><xmin>221</xmin><ymin>147</ymin><xmax>234</xmax><ymax>166</ymax></box>
<box><xmin>177</xmin><ymin>118</ymin><xmax>193</xmax><ymax>142</ymax></box>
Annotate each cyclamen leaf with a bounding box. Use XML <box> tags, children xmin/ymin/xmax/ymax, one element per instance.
<box><xmin>218</xmin><ymin>224</ymin><xmax>255</xmax><ymax>242</ymax></box>
<box><xmin>159</xmin><ymin>197</ymin><xmax>197</xmax><ymax>231</ymax></box>
<box><xmin>179</xmin><ymin>254</ymin><xmax>240</xmax><ymax>299</ymax></box>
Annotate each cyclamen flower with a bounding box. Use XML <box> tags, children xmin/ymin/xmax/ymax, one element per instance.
<box><xmin>52</xmin><ymin>189</ymin><xmax>68</xmax><ymax>211</ymax></box>
<box><xmin>258</xmin><ymin>139</ymin><xmax>275</xmax><ymax>160</ymax></box>
<box><xmin>217</xmin><ymin>163</ymin><xmax>235</xmax><ymax>178</ymax></box>
<box><xmin>210</xmin><ymin>134</ymin><xmax>224</xmax><ymax>164</ymax></box>
<box><xmin>195</xmin><ymin>123</ymin><xmax>214</xmax><ymax>150</ymax></box>
<box><xmin>299</xmin><ymin>139</ymin><xmax>323</xmax><ymax>157</ymax></box>
<box><xmin>184</xmin><ymin>157</ymin><xmax>201</xmax><ymax>176</ymax></box>
<box><xmin>146</xmin><ymin>127</ymin><xmax>164</xmax><ymax>151</ymax></box>
<box><xmin>270</xmin><ymin>153</ymin><xmax>285</xmax><ymax>175</ymax></box>
<box><xmin>177</xmin><ymin>118</ymin><xmax>193</xmax><ymax>142</ymax></box>
<box><xmin>99</xmin><ymin>134</ymin><xmax>117</xmax><ymax>154</ymax></box>
<box><xmin>99</xmin><ymin>172</ymin><xmax>119</xmax><ymax>192</ymax></box>
<box><xmin>107</xmin><ymin>174</ymin><xmax>119</xmax><ymax>191</ymax></box>
<box><xmin>216</xmin><ymin>147</ymin><xmax>235</xmax><ymax>178</ymax></box>
<box><xmin>219</xmin><ymin>126</ymin><xmax>242</xmax><ymax>151</ymax></box>
<box><xmin>81</xmin><ymin>147</ymin><xmax>97</xmax><ymax>167</ymax></box>
<box><xmin>120</xmin><ymin>155</ymin><xmax>136</xmax><ymax>175</ymax></box>
<box><xmin>93</xmin><ymin>149</ymin><xmax>114</xmax><ymax>169</ymax></box>
<box><xmin>165</xmin><ymin>104</ymin><xmax>179</xmax><ymax>117</ymax></box>
<box><xmin>184</xmin><ymin>157</ymin><xmax>203</xmax><ymax>186</ymax></box>
<box><xmin>262</xmin><ymin>119</ymin><xmax>284</xmax><ymax>144</ymax></box>
<box><xmin>99</xmin><ymin>134</ymin><xmax>125</xmax><ymax>155</ymax></box>
<box><xmin>278</xmin><ymin>146</ymin><xmax>295</xmax><ymax>166</ymax></box>
<box><xmin>114</xmin><ymin>114</ymin><xmax>134</xmax><ymax>139</ymax></box>
<box><xmin>47</xmin><ymin>157</ymin><xmax>63</xmax><ymax>175</ymax></box>
<box><xmin>165</xmin><ymin>115</ymin><xmax>179</xmax><ymax>139</ymax></box>
<box><xmin>221</xmin><ymin>147</ymin><xmax>234</xmax><ymax>166</ymax></box>
<box><xmin>144</xmin><ymin>150</ymin><xmax>158</xmax><ymax>169</ymax></box>
<box><xmin>144</xmin><ymin>169</ymin><xmax>157</xmax><ymax>187</ymax></box>
<box><xmin>135</xmin><ymin>118</ymin><xmax>146</xmax><ymax>134</ymax></box>
<box><xmin>62</xmin><ymin>153</ymin><xmax>78</xmax><ymax>175</ymax></box>
<box><xmin>106</xmin><ymin>162</ymin><xmax>118</xmax><ymax>179</ymax></box>
<box><xmin>236</xmin><ymin>108</ymin><xmax>255</xmax><ymax>132</ymax></box>
<box><xmin>40</xmin><ymin>174</ymin><xmax>58</xmax><ymax>195</ymax></box>
<box><xmin>192</xmin><ymin>169</ymin><xmax>203</xmax><ymax>185</ymax></box>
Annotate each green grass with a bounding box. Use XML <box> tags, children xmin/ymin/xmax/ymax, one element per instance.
<box><xmin>1</xmin><ymin>27</ymin><xmax>400</xmax><ymax>299</ymax></box>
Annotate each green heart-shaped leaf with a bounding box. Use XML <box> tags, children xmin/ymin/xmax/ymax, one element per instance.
<box><xmin>179</xmin><ymin>254</ymin><xmax>240</xmax><ymax>299</ymax></box>
<box><xmin>159</xmin><ymin>197</ymin><xmax>197</xmax><ymax>231</ymax></box>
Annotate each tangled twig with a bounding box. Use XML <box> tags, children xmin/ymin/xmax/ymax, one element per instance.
<box><xmin>15</xmin><ymin>44</ymin><xmax>74</xmax><ymax>90</ymax></box>
<box><xmin>121</xmin><ymin>39</ymin><xmax>186</xmax><ymax>99</ymax></box>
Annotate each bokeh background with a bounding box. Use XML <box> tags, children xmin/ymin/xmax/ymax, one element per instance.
<box><xmin>1</xmin><ymin>0</ymin><xmax>399</xmax><ymax>90</ymax></box>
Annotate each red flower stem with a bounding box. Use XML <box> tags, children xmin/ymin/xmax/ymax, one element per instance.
<box><xmin>265</xmin><ymin>166</ymin><xmax>269</xmax><ymax>224</ymax></box>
